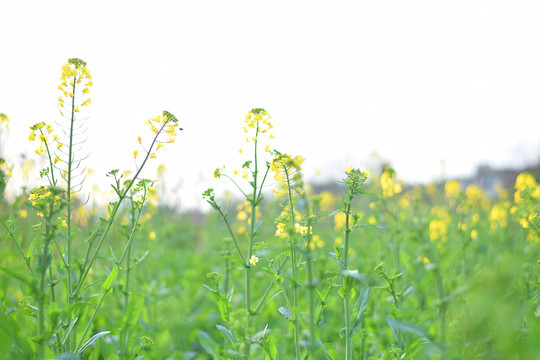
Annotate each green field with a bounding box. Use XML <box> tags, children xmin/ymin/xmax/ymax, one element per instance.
<box><xmin>1</xmin><ymin>60</ymin><xmax>540</xmax><ymax>360</ymax></box>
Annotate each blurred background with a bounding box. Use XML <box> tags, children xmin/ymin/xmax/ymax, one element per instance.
<box><xmin>1</xmin><ymin>0</ymin><xmax>540</xmax><ymax>209</ymax></box>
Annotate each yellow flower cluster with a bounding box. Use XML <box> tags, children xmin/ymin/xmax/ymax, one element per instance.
<box><xmin>270</xmin><ymin>153</ymin><xmax>305</xmax><ymax>197</ymax></box>
<box><xmin>136</xmin><ymin>111</ymin><xmax>181</xmax><ymax>160</ymax></box>
<box><xmin>28</xmin><ymin>185</ymin><xmax>64</xmax><ymax>217</ymax></box>
<box><xmin>243</xmin><ymin>108</ymin><xmax>274</xmax><ymax>143</ymax></box>
<box><xmin>58</xmin><ymin>58</ymin><xmax>92</xmax><ymax>112</ymax></box>
<box><xmin>489</xmin><ymin>203</ymin><xmax>508</xmax><ymax>230</ymax></box>
<box><xmin>28</xmin><ymin>122</ymin><xmax>62</xmax><ymax>160</ymax></box>
<box><xmin>464</xmin><ymin>185</ymin><xmax>490</xmax><ymax>210</ymax></box>
<box><xmin>380</xmin><ymin>167</ymin><xmax>402</xmax><ymax>198</ymax></box>
<box><xmin>511</xmin><ymin>172</ymin><xmax>540</xmax><ymax>242</ymax></box>
<box><xmin>429</xmin><ymin>206</ymin><xmax>451</xmax><ymax>246</ymax></box>
<box><xmin>445</xmin><ymin>180</ymin><xmax>461</xmax><ymax>206</ymax></box>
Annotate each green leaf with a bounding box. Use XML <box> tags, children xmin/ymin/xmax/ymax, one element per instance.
<box><xmin>351</xmin><ymin>286</ymin><xmax>369</xmax><ymax>336</ymax></box>
<box><xmin>77</xmin><ymin>331</ymin><xmax>111</xmax><ymax>355</ymax></box>
<box><xmin>328</xmin><ymin>210</ymin><xmax>341</xmax><ymax>217</ymax></box>
<box><xmin>342</xmin><ymin>269</ymin><xmax>366</xmax><ymax>282</ymax></box>
<box><xmin>254</xmin><ymin>220</ymin><xmax>263</xmax><ymax>233</ymax></box>
<box><xmin>386</xmin><ymin>317</ymin><xmax>428</xmax><ymax>338</ymax></box>
<box><xmin>351</xmin><ymin>224</ymin><xmax>385</xmax><ymax>230</ymax></box>
<box><xmin>60</xmin><ymin>317</ymin><xmax>79</xmax><ymax>347</ymax></box>
<box><xmin>0</xmin><ymin>266</ymin><xmax>37</xmax><ymax>292</ymax></box>
<box><xmin>262</xmin><ymin>267</ymin><xmax>284</xmax><ymax>284</ymax></box>
<box><xmin>329</xmin><ymin>252</ymin><xmax>345</xmax><ymax>268</ymax></box>
<box><xmin>101</xmin><ymin>266</ymin><xmax>118</xmax><ymax>292</ymax></box>
<box><xmin>218</xmin><ymin>295</ymin><xmax>231</xmax><ymax>322</ymax></box>
<box><xmin>216</xmin><ymin>324</ymin><xmax>237</xmax><ymax>347</ymax></box>
<box><xmin>198</xmin><ymin>331</ymin><xmax>222</xmax><ymax>360</ymax></box>
<box><xmin>278</xmin><ymin>307</ymin><xmax>292</xmax><ymax>320</ymax></box>
<box><xmin>0</xmin><ymin>311</ymin><xmax>33</xmax><ymax>357</ymax></box>
<box><xmin>315</xmin><ymin>340</ymin><xmax>335</xmax><ymax>360</ymax></box>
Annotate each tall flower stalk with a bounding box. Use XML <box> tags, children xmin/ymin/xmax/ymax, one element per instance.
<box><xmin>271</xmin><ymin>152</ymin><xmax>307</xmax><ymax>360</ymax></box>
<box><xmin>338</xmin><ymin>166</ymin><xmax>368</xmax><ymax>360</ymax></box>
<box><xmin>204</xmin><ymin>108</ymin><xmax>274</xmax><ymax>359</ymax></box>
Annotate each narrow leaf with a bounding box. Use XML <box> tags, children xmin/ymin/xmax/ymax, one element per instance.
<box><xmin>278</xmin><ymin>307</ymin><xmax>291</xmax><ymax>320</ymax></box>
<box><xmin>76</xmin><ymin>331</ymin><xmax>111</xmax><ymax>355</ymax></box>
<box><xmin>101</xmin><ymin>266</ymin><xmax>118</xmax><ymax>292</ymax></box>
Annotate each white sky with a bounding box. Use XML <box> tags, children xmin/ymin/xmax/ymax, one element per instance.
<box><xmin>1</xmin><ymin>1</ymin><xmax>540</xmax><ymax>208</ymax></box>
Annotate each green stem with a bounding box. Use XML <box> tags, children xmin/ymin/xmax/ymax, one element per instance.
<box><xmin>75</xmin><ymin>289</ymin><xmax>108</xmax><ymax>352</ymax></box>
<box><xmin>284</xmin><ymin>167</ymin><xmax>301</xmax><ymax>360</ymax></box>
<box><xmin>66</xmin><ymin>74</ymin><xmax>77</xmax><ymax>351</ymax></box>
<box><xmin>343</xmin><ymin>202</ymin><xmax>353</xmax><ymax>360</ymax></box>
<box><xmin>37</xmin><ymin>210</ymin><xmax>55</xmax><ymax>360</ymax></box>
<box><xmin>243</xmin><ymin>126</ymin><xmax>259</xmax><ymax>359</ymax></box>
<box><xmin>120</xmin><ymin>203</ymin><xmax>142</xmax><ymax>358</ymax></box>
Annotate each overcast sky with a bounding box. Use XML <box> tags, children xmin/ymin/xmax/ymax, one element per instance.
<box><xmin>1</xmin><ymin>1</ymin><xmax>540</xmax><ymax>208</ymax></box>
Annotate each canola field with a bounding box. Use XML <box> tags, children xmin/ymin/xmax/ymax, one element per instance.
<box><xmin>1</xmin><ymin>59</ymin><xmax>540</xmax><ymax>360</ymax></box>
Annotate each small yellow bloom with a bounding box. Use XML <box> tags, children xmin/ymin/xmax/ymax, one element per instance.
<box><xmin>471</xmin><ymin>229</ymin><xmax>478</xmax><ymax>239</ymax></box>
<box><xmin>265</xmin><ymin>144</ymin><xmax>270</xmax><ymax>152</ymax></box>
<box><xmin>157</xmin><ymin>143</ymin><xmax>164</xmax><ymax>150</ymax></box>
<box><xmin>345</xmin><ymin>165</ymin><xmax>353</xmax><ymax>173</ymax></box>
<box><xmin>134</xmin><ymin>150</ymin><xmax>139</xmax><ymax>158</ymax></box>
<box><xmin>37</xmin><ymin>211</ymin><xmax>44</xmax><ymax>218</ymax></box>
<box><xmin>150</xmin><ymin>152</ymin><xmax>156</xmax><ymax>159</ymax></box>
<box><xmin>138</xmin><ymin>136</ymin><xmax>142</xmax><ymax>143</ymax></box>
<box><xmin>19</xmin><ymin>209</ymin><xmax>28</xmax><ymax>218</ymax></box>
<box><xmin>236</xmin><ymin>211</ymin><xmax>248</xmax><ymax>221</ymax></box>
<box><xmin>54</xmin><ymin>156</ymin><xmax>60</xmax><ymax>164</ymax></box>
<box><xmin>249</xmin><ymin>255</ymin><xmax>259</xmax><ymax>266</ymax></box>
<box><xmin>149</xmin><ymin>231</ymin><xmax>156</xmax><ymax>240</ymax></box>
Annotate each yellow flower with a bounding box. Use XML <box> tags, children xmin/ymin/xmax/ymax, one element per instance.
<box><xmin>138</xmin><ymin>136</ymin><xmax>142</xmax><ymax>143</ymax></box>
<box><xmin>37</xmin><ymin>211</ymin><xmax>44</xmax><ymax>218</ymax></box>
<box><xmin>150</xmin><ymin>152</ymin><xmax>156</xmax><ymax>159</ymax></box>
<box><xmin>54</xmin><ymin>156</ymin><xmax>60</xmax><ymax>164</ymax></box>
<box><xmin>275</xmin><ymin>222</ymin><xmax>287</xmax><ymax>238</ymax></box>
<box><xmin>157</xmin><ymin>143</ymin><xmax>164</xmax><ymax>150</ymax></box>
<box><xmin>236</xmin><ymin>211</ymin><xmax>248</xmax><ymax>221</ymax></box>
<box><xmin>149</xmin><ymin>231</ymin><xmax>156</xmax><ymax>240</ymax></box>
<box><xmin>134</xmin><ymin>150</ymin><xmax>139</xmax><ymax>158</ymax></box>
<box><xmin>249</xmin><ymin>255</ymin><xmax>259</xmax><ymax>266</ymax></box>
<box><xmin>19</xmin><ymin>209</ymin><xmax>28</xmax><ymax>218</ymax></box>
<box><xmin>471</xmin><ymin>229</ymin><xmax>478</xmax><ymax>239</ymax></box>
<box><xmin>345</xmin><ymin>165</ymin><xmax>353</xmax><ymax>173</ymax></box>
<box><xmin>489</xmin><ymin>204</ymin><xmax>508</xmax><ymax>230</ymax></box>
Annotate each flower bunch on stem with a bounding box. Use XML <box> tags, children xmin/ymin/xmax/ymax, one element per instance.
<box><xmin>203</xmin><ymin>108</ymin><xmax>275</xmax><ymax>359</ymax></box>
